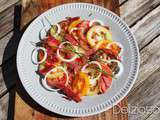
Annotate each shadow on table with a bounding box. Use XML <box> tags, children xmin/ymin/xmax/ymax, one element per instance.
<box><xmin>1</xmin><ymin>5</ymin><xmax>73</xmax><ymax>120</ymax></box>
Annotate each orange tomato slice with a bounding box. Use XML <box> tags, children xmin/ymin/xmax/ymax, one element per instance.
<box><xmin>72</xmin><ymin>72</ymin><xmax>89</xmax><ymax>96</ymax></box>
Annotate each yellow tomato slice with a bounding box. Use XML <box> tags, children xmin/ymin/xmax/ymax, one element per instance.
<box><xmin>72</xmin><ymin>72</ymin><xmax>90</xmax><ymax>96</ymax></box>
<box><xmin>68</xmin><ymin>19</ymin><xmax>81</xmax><ymax>32</ymax></box>
<box><xmin>87</xmin><ymin>25</ymin><xmax>112</xmax><ymax>49</ymax></box>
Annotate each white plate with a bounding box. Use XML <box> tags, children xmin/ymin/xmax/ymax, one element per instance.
<box><xmin>17</xmin><ymin>3</ymin><xmax>140</xmax><ymax>117</ymax></box>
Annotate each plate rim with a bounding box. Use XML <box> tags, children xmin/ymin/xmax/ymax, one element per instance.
<box><xmin>16</xmin><ymin>3</ymin><xmax>140</xmax><ymax>117</ymax></box>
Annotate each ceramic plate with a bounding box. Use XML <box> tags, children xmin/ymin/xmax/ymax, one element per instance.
<box><xmin>17</xmin><ymin>3</ymin><xmax>140</xmax><ymax>117</ymax></box>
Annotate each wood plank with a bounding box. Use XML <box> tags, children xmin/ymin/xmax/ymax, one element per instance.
<box><xmin>145</xmin><ymin>108</ymin><xmax>160</xmax><ymax>120</ymax></box>
<box><xmin>0</xmin><ymin>0</ymin><xmax>19</xmax><ymax>13</ymax></box>
<box><xmin>21</xmin><ymin>0</ymin><xmax>120</xmax><ymax>27</ymax></box>
<box><xmin>0</xmin><ymin>93</ymin><xmax>9</xmax><ymax>120</ymax></box>
<box><xmin>0</xmin><ymin>88</ymin><xmax>15</xmax><ymax>120</ymax></box>
<box><xmin>14</xmin><ymin>91</ymin><xmax>128</xmax><ymax>120</ymax></box>
<box><xmin>120</xmin><ymin>0</ymin><xmax>160</xmax><ymax>26</ymax></box>
<box><xmin>128</xmin><ymin>68</ymin><xmax>160</xmax><ymax>120</ymax></box>
<box><xmin>130</xmin><ymin>35</ymin><xmax>160</xmax><ymax>94</ymax></box>
<box><xmin>119</xmin><ymin>0</ymin><xmax>127</xmax><ymax>5</ymax></box>
<box><xmin>0</xmin><ymin>32</ymin><xmax>14</xmax><ymax>65</ymax></box>
<box><xmin>131</xmin><ymin>5</ymin><xmax>160</xmax><ymax>50</ymax></box>
<box><xmin>0</xmin><ymin>6</ymin><xmax>14</xmax><ymax>39</ymax></box>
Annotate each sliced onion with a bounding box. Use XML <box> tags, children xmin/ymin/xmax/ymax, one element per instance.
<box><xmin>42</xmin><ymin>66</ymin><xmax>69</xmax><ymax>91</ymax></box>
<box><xmin>106</xmin><ymin>42</ymin><xmax>123</xmax><ymax>56</ymax></box>
<box><xmin>50</xmin><ymin>23</ymin><xmax>61</xmax><ymax>37</ymax></box>
<box><xmin>81</xmin><ymin>61</ymin><xmax>102</xmax><ymax>86</ymax></box>
<box><xmin>69</xmin><ymin>27</ymin><xmax>79</xmax><ymax>34</ymax></box>
<box><xmin>54</xmin><ymin>23</ymin><xmax>61</xmax><ymax>34</ymax></box>
<box><xmin>57</xmin><ymin>41</ymin><xmax>78</xmax><ymax>62</ymax></box>
<box><xmin>107</xmin><ymin>59</ymin><xmax>123</xmax><ymax>77</ymax></box>
<box><xmin>31</xmin><ymin>47</ymin><xmax>47</xmax><ymax>64</ymax></box>
<box><xmin>89</xmin><ymin>19</ymin><xmax>104</xmax><ymax>27</ymax></box>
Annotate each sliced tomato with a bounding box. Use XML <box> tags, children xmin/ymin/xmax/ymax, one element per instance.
<box><xmin>99</xmin><ymin>64</ymin><xmax>113</xmax><ymax>93</ymax></box>
<box><xmin>58</xmin><ymin>20</ymin><xmax>70</xmax><ymax>32</ymax></box>
<box><xmin>101</xmin><ymin>48</ymin><xmax>119</xmax><ymax>59</ymax></box>
<box><xmin>38</xmin><ymin>49</ymin><xmax>45</xmax><ymax>61</ymax></box>
<box><xmin>85</xmin><ymin>48</ymin><xmax>96</xmax><ymax>56</ymax></box>
<box><xmin>45</xmin><ymin>55</ymin><xmax>60</xmax><ymax>67</ymax></box>
<box><xmin>64</xmin><ymin>34</ymin><xmax>79</xmax><ymax>46</ymax></box>
<box><xmin>101</xmin><ymin>64</ymin><xmax>113</xmax><ymax>76</ymax></box>
<box><xmin>68</xmin><ymin>19</ymin><xmax>81</xmax><ymax>32</ymax></box>
<box><xmin>45</xmin><ymin>67</ymin><xmax>68</xmax><ymax>88</ymax></box>
<box><xmin>77</xmin><ymin>20</ymin><xmax>90</xmax><ymax>41</ymax></box>
<box><xmin>38</xmin><ymin>65</ymin><xmax>52</xmax><ymax>76</ymax></box>
<box><xmin>54</xmin><ymin>83</ymin><xmax>81</xmax><ymax>102</ymax></box>
<box><xmin>75</xmin><ymin>58</ymin><xmax>84</xmax><ymax>65</ymax></box>
<box><xmin>99</xmin><ymin>75</ymin><xmax>112</xmax><ymax>93</ymax></box>
<box><xmin>72</xmin><ymin>72</ymin><xmax>90</xmax><ymax>96</ymax></box>
<box><xmin>77</xmin><ymin>20</ymin><xmax>90</xmax><ymax>30</ymax></box>
<box><xmin>102</xmin><ymin>75</ymin><xmax>112</xmax><ymax>87</ymax></box>
<box><xmin>106</xmin><ymin>42</ymin><xmax>122</xmax><ymax>55</ymax></box>
<box><xmin>66</xmin><ymin>17</ymin><xmax>80</xmax><ymax>23</ymax></box>
<box><xmin>66</xmin><ymin>60</ymin><xmax>81</xmax><ymax>74</ymax></box>
<box><xmin>57</xmin><ymin>42</ymin><xmax>78</xmax><ymax>62</ymax></box>
<box><xmin>47</xmin><ymin>36</ymin><xmax>60</xmax><ymax>50</ymax></box>
<box><xmin>86</xmin><ymin>25</ymin><xmax>112</xmax><ymax>50</ymax></box>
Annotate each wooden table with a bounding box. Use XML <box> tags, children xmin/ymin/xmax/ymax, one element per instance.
<box><xmin>0</xmin><ymin>0</ymin><xmax>160</xmax><ymax>120</ymax></box>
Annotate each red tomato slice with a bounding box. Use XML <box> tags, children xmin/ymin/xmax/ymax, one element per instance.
<box><xmin>58</xmin><ymin>20</ymin><xmax>70</xmax><ymax>32</ymax></box>
<box><xmin>54</xmin><ymin>83</ymin><xmax>81</xmax><ymax>102</ymax></box>
<box><xmin>66</xmin><ymin>17</ymin><xmax>80</xmax><ymax>23</ymax></box>
<box><xmin>38</xmin><ymin>66</ymin><xmax>52</xmax><ymax>76</ymax></box>
<box><xmin>99</xmin><ymin>64</ymin><xmax>113</xmax><ymax>93</ymax></box>
<box><xmin>77</xmin><ymin>20</ymin><xmax>90</xmax><ymax>30</ymax></box>
<box><xmin>64</xmin><ymin>34</ymin><xmax>79</xmax><ymax>46</ymax></box>
<box><xmin>101</xmin><ymin>48</ymin><xmax>119</xmax><ymax>59</ymax></box>
<box><xmin>101</xmin><ymin>64</ymin><xmax>112</xmax><ymax>75</ymax></box>
<box><xmin>38</xmin><ymin>49</ymin><xmax>45</xmax><ymax>61</ymax></box>
<box><xmin>47</xmin><ymin>36</ymin><xmax>60</xmax><ymax>50</ymax></box>
<box><xmin>99</xmin><ymin>79</ymin><xmax>107</xmax><ymax>93</ymax></box>
<box><xmin>47</xmin><ymin>74</ymin><xmax>67</xmax><ymax>87</ymax></box>
<box><xmin>102</xmin><ymin>75</ymin><xmax>112</xmax><ymax>87</ymax></box>
<box><xmin>99</xmin><ymin>75</ymin><xmax>112</xmax><ymax>93</ymax></box>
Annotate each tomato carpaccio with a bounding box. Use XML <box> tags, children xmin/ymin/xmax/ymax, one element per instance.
<box><xmin>33</xmin><ymin>17</ymin><xmax>123</xmax><ymax>102</ymax></box>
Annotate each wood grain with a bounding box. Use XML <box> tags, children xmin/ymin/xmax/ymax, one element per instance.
<box><xmin>0</xmin><ymin>0</ymin><xmax>19</xmax><ymax>13</ymax></box>
<box><xmin>21</xmin><ymin>0</ymin><xmax>120</xmax><ymax>27</ymax></box>
<box><xmin>0</xmin><ymin>93</ymin><xmax>9</xmax><ymax>120</ymax></box>
<box><xmin>119</xmin><ymin>0</ymin><xmax>127</xmax><ymax>5</ymax></box>
<box><xmin>0</xmin><ymin>6</ymin><xmax>14</xmax><ymax>39</ymax></box>
<box><xmin>130</xmin><ymin>35</ymin><xmax>160</xmax><ymax>95</ymax></box>
<box><xmin>14</xmin><ymin>93</ymin><xmax>128</xmax><ymax>120</ymax></box>
<box><xmin>145</xmin><ymin>108</ymin><xmax>160</xmax><ymax>120</ymax></box>
<box><xmin>131</xmin><ymin>5</ymin><xmax>160</xmax><ymax>50</ymax></box>
<box><xmin>0</xmin><ymin>32</ymin><xmax>14</xmax><ymax>65</ymax></box>
<box><xmin>128</xmin><ymin>68</ymin><xmax>160</xmax><ymax>120</ymax></box>
<box><xmin>120</xmin><ymin>0</ymin><xmax>160</xmax><ymax>26</ymax></box>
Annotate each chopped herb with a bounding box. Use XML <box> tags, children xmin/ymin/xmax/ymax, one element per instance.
<box><xmin>95</xmin><ymin>67</ymin><xmax>115</xmax><ymax>78</ymax></box>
